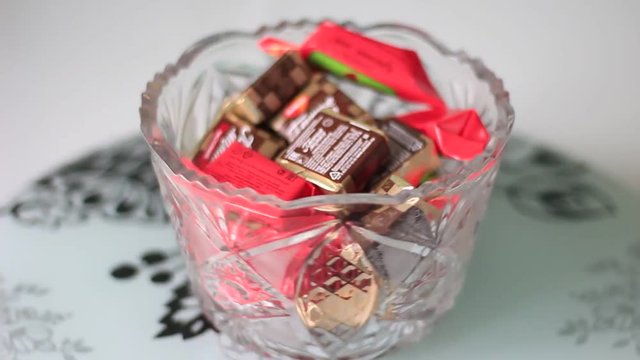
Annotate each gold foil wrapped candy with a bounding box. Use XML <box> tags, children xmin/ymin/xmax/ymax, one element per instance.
<box><xmin>295</xmin><ymin>231</ymin><xmax>379</xmax><ymax>332</ymax></box>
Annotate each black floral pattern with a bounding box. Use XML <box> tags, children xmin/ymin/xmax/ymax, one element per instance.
<box><xmin>498</xmin><ymin>138</ymin><xmax>616</xmax><ymax>221</ymax></box>
<box><xmin>0</xmin><ymin>110</ymin><xmax>623</xmax><ymax>351</ymax></box>
<box><xmin>0</xmin><ymin>62</ymin><xmax>264</xmax><ymax>228</ymax></box>
<box><xmin>0</xmin><ymin>276</ymin><xmax>91</xmax><ymax>360</ymax></box>
<box><xmin>2</xmin><ymin>136</ymin><xmax>167</xmax><ymax>227</ymax></box>
<box><xmin>1</xmin><ymin>134</ymin><xmax>616</xmax><ymax>226</ymax></box>
<box><xmin>156</xmin><ymin>282</ymin><xmax>215</xmax><ymax>339</ymax></box>
<box><xmin>560</xmin><ymin>241</ymin><xmax>640</xmax><ymax>356</ymax></box>
<box><xmin>109</xmin><ymin>248</ymin><xmax>218</xmax><ymax>339</ymax></box>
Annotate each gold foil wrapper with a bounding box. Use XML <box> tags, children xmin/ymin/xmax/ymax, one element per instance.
<box><xmin>373</xmin><ymin>118</ymin><xmax>440</xmax><ymax>187</ymax></box>
<box><xmin>361</xmin><ymin>175</ymin><xmax>419</xmax><ymax>233</ymax></box>
<box><xmin>228</xmin><ymin>96</ymin><xmax>264</xmax><ymax>125</ymax></box>
<box><xmin>295</xmin><ymin>232</ymin><xmax>379</xmax><ymax>332</ymax></box>
<box><xmin>394</xmin><ymin>136</ymin><xmax>440</xmax><ymax>184</ymax></box>
<box><xmin>362</xmin><ymin>175</ymin><xmax>440</xmax><ymax>234</ymax></box>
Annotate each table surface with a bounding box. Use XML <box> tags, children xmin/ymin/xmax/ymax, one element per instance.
<box><xmin>1</xmin><ymin>136</ymin><xmax>639</xmax><ymax>359</ymax></box>
<box><xmin>2</xmin><ymin>0</ymin><xmax>640</xmax><ymax>203</ymax></box>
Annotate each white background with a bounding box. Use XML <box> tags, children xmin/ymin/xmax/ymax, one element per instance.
<box><xmin>1</xmin><ymin>0</ymin><xmax>639</xmax><ymax>203</ymax></box>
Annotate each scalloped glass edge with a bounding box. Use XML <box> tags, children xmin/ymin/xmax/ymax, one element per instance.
<box><xmin>139</xmin><ymin>19</ymin><xmax>514</xmax><ymax>210</ymax></box>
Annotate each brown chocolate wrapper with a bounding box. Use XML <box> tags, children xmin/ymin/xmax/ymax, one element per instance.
<box><xmin>270</xmin><ymin>74</ymin><xmax>376</xmax><ymax>142</ymax></box>
<box><xmin>229</xmin><ymin>52</ymin><xmax>312</xmax><ymax>125</ymax></box>
<box><xmin>372</xmin><ymin>118</ymin><xmax>440</xmax><ymax>187</ymax></box>
<box><xmin>192</xmin><ymin>112</ymin><xmax>286</xmax><ymax>167</ymax></box>
<box><xmin>361</xmin><ymin>175</ymin><xmax>439</xmax><ymax>235</ymax></box>
<box><xmin>276</xmin><ymin>109</ymin><xmax>389</xmax><ymax>194</ymax></box>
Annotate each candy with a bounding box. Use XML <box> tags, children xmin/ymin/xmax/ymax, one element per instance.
<box><xmin>202</xmin><ymin>141</ymin><xmax>318</xmax><ymax>201</ymax></box>
<box><xmin>276</xmin><ymin>110</ymin><xmax>390</xmax><ymax>194</ymax></box>
<box><xmin>294</xmin><ymin>228</ymin><xmax>379</xmax><ymax>332</ymax></box>
<box><xmin>361</xmin><ymin>175</ymin><xmax>440</xmax><ymax>236</ymax></box>
<box><xmin>372</xmin><ymin>118</ymin><xmax>440</xmax><ymax>187</ymax></box>
<box><xmin>258</xmin><ymin>22</ymin><xmax>494</xmax><ymax>160</ymax></box>
<box><xmin>242</xmin><ymin>220</ymin><xmax>339</xmax><ymax>298</ymax></box>
<box><xmin>361</xmin><ymin>175</ymin><xmax>418</xmax><ymax>233</ymax></box>
<box><xmin>192</xmin><ymin>112</ymin><xmax>285</xmax><ymax>168</ymax></box>
<box><xmin>270</xmin><ymin>74</ymin><xmax>375</xmax><ymax>142</ymax></box>
<box><xmin>397</xmin><ymin>108</ymin><xmax>489</xmax><ymax>161</ymax></box>
<box><xmin>259</xmin><ymin>21</ymin><xmax>445</xmax><ymax>110</ymax></box>
<box><xmin>228</xmin><ymin>52</ymin><xmax>312</xmax><ymax>125</ymax></box>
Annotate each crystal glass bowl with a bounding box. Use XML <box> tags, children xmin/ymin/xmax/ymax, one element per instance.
<box><xmin>140</xmin><ymin>20</ymin><xmax>513</xmax><ymax>360</ymax></box>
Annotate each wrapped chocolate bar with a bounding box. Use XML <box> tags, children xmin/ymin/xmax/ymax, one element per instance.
<box><xmin>373</xmin><ymin>118</ymin><xmax>440</xmax><ymax>187</ymax></box>
<box><xmin>361</xmin><ymin>175</ymin><xmax>439</xmax><ymax>236</ymax></box>
<box><xmin>270</xmin><ymin>74</ymin><xmax>375</xmax><ymax>142</ymax></box>
<box><xmin>229</xmin><ymin>51</ymin><xmax>313</xmax><ymax>125</ymax></box>
<box><xmin>258</xmin><ymin>23</ymin><xmax>495</xmax><ymax>163</ymax></box>
<box><xmin>202</xmin><ymin>141</ymin><xmax>319</xmax><ymax>201</ymax></box>
<box><xmin>354</xmin><ymin>177</ymin><xmax>441</xmax><ymax>310</ymax></box>
<box><xmin>259</xmin><ymin>21</ymin><xmax>445</xmax><ymax>110</ymax></box>
<box><xmin>192</xmin><ymin>112</ymin><xmax>285</xmax><ymax>168</ymax></box>
<box><xmin>276</xmin><ymin>109</ymin><xmax>390</xmax><ymax>194</ymax></box>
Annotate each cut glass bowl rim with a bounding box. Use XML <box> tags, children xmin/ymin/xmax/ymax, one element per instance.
<box><xmin>140</xmin><ymin>19</ymin><xmax>514</xmax><ymax>210</ymax></box>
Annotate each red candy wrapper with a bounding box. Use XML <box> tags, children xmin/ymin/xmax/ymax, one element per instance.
<box><xmin>259</xmin><ymin>22</ymin><xmax>492</xmax><ymax>161</ymax></box>
<box><xmin>192</xmin><ymin>114</ymin><xmax>285</xmax><ymax>167</ymax></box>
<box><xmin>182</xmin><ymin>156</ymin><xmax>337</xmax><ymax>304</ymax></box>
<box><xmin>397</xmin><ymin>109</ymin><xmax>489</xmax><ymax>161</ymax></box>
<box><xmin>259</xmin><ymin>21</ymin><xmax>445</xmax><ymax>111</ymax></box>
<box><xmin>180</xmin><ymin>156</ymin><xmax>334</xmax><ymax>258</ymax></box>
<box><xmin>200</xmin><ymin>141</ymin><xmax>319</xmax><ymax>201</ymax></box>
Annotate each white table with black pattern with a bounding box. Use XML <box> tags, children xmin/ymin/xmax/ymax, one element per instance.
<box><xmin>1</xmin><ymin>136</ymin><xmax>639</xmax><ymax>359</ymax></box>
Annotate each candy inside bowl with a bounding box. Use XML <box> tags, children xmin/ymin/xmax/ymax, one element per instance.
<box><xmin>140</xmin><ymin>19</ymin><xmax>513</xmax><ymax>360</ymax></box>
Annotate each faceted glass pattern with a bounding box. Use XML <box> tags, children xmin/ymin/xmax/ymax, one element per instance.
<box><xmin>140</xmin><ymin>20</ymin><xmax>514</xmax><ymax>359</ymax></box>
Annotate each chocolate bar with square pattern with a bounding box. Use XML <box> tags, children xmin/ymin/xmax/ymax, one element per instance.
<box><xmin>270</xmin><ymin>74</ymin><xmax>375</xmax><ymax>142</ymax></box>
<box><xmin>276</xmin><ymin>110</ymin><xmax>389</xmax><ymax>194</ymax></box>
<box><xmin>192</xmin><ymin>112</ymin><xmax>285</xmax><ymax>168</ymax></box>
<box><xmin>229</xmin><ymin>52</ymin><xmax>312</xmax><ymax>125</ymax></box>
